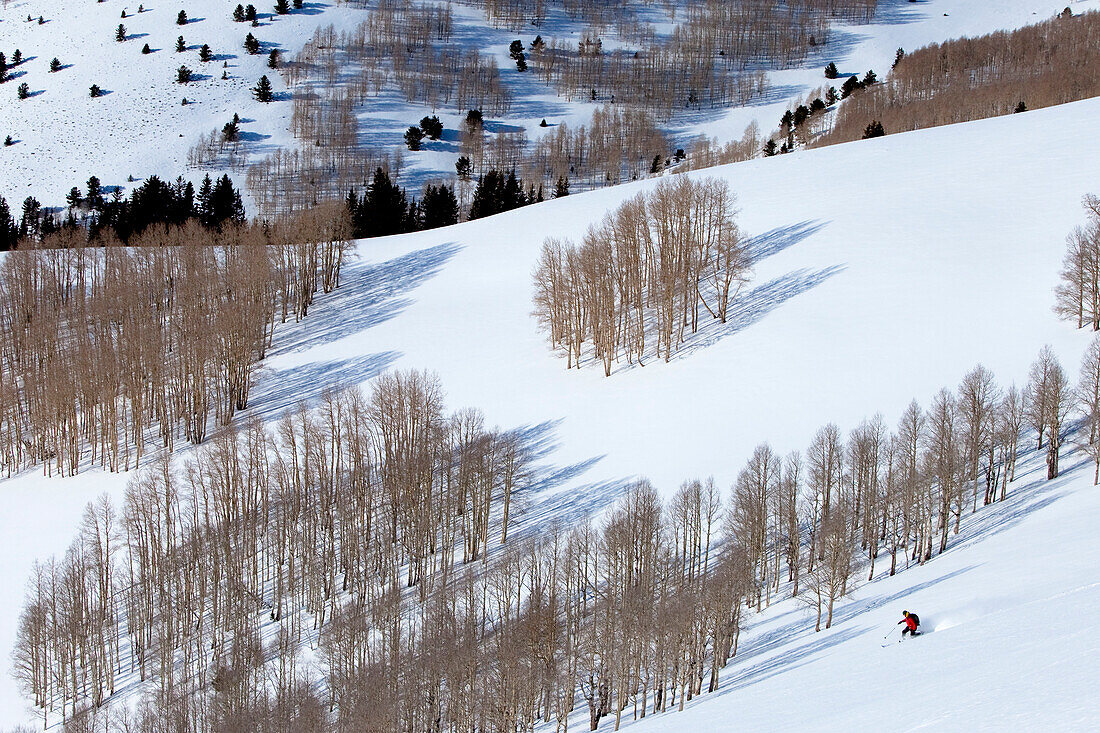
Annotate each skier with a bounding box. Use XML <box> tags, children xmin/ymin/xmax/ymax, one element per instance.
<box><xmin>898</xmin><ymin>610</ymin><xmax>920</xmax><ymax>637</ymax></box>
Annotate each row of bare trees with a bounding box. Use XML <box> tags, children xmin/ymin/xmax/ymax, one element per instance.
<box><xmin>20</xmin><ymin>338</ymin><xmax>1092</xmax><ymax>731</ymax></box>
<box><xmin>1056</xmin><ymin>195</ymin><xmax>1100</xmax><ymax>331</ymax></box>
<box><xmin>815</xmin><ymin>9</ymin><xmax>1100</xmax><ymax>146</ymax></box>
<box><xmin>533</xmin><ymin>176</ymin><xmax>749</xmax><ymax>374</ymax></box>
<box><xmin>0</xmin><ymin>204</ymin><xmax>352</xmax><ymax>478</ymax></box>
<box><xmin>13</xmin><ymin>372</ymin><xmax>533</xmax><ymax>730</ymax></box>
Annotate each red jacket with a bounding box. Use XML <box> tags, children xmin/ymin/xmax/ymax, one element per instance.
<box><xmin>904</xmin><ymin>615</ymin><xmax>918</xmax><ymax>631</ymax></box>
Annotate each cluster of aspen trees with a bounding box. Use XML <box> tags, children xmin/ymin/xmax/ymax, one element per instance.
<box><xmin>18</xmin><ymin>338</ymin><xmax>1097</xmax><ymax>732</ymax></box>
<box><xmin>244</xmin><ymin>0</ymin><xmax>885</xmax><ymax>215</ymax></box>
<box><xmin>1056</xmin><ymin>195</ymin><xmax>1100</xmax><ymax>332</ymax></box>
<box><xmin>13</xmin><ymin>371</ymin><xmax>532</xmax><ymax>731</ymax></box>
<box><xmin>527</xmin><ymin>106</ymin><xmax>670</xmax><ymax>188</ymax></box>
<box><xmin>816</xmin><ymin>10</ymin><xmax>1100</xmax><ymax>146</ymax></box>
<box><xmin>528</xmin><ymin>0</ymin><xmax>878</xmax><ymax>118</ymax></box>
<box><xmin>680</xmin><ymin>120</ymin><xmax>764</xmax><ymax>172</ymax></box>
<box><xmin>0</xmin><ymin>203</ymin><xmax>352</xmax><ymax>478</ymax></box>
<box><xmin>532</xmin><ymin>177</ymin><xmax>750</xmax><ymax>375</ymax></box>
<box><xmin>245</xmin><ymin>143</ymin><xmax>403</xmax><ymax>217</ymax></box>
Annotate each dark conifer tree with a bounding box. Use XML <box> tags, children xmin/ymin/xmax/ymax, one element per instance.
<box><xmin>275</xmin><ymin>0</ymin><xmax>289</xmax><ymax>14</ymax></box>
<box><xmin>50</xmin><ymin>57</ymin><xmax>61</xmax><ymax>72</ymax></box>
<box><xmin>554</xmin><ymin>176</ymin><xmax>569</xmax><ymax>198</ymax></box>
<box><xmin>419</xmin><ymin>115</ymin><xmax>443</xmax><ymax>140</ymax></box>
<box><xmin>455</xmin><ymin>156</ymin><xmax>472</xmax><ymax>180</ymax></box>
<box><xmin>233</xmin><ymin>4</ymin><xmax>246</xmax><ymax>21</ymax></box>
<box><xmin>361</xmin><ymin>167</ymin><xmax>408</xmax><ymax>236</ymax></box>
<box><xmin>200</xmin><ymin>44</ymin><xmax>213</xmax><ymax>62</ymax></box>
<box><xmin>176</xmin><ymin>35</ymin><xmax>186</xmax><ymax>52</ymax></box>
<box><xmin>404</xmin><ymin>126</ymin><xmax>425</xmax><ymax>150</ymax></box>
<box><xmin>0</xmin><ymin>196</ymin><xmax>16</xmax><ymax>250</ymax></box>
<box><xmin>244</xmin><ymin>33</ymin><xmax>260</xmax><ymax>54</ymax></box>
<box><xmin>824</xmin><ymin>62</ymin><xmax>838</xmax><ymax>79</ymax></box>
<box><xmin>862</xmin><ymin>120</ymin><xmax>885</xmax><ymax>138</ymax></box>
<box><xmin>840</xmin><ymin>75</ymin><xmax>861</xmax><ymax>99</ymax></box>
<box><xmin>253</xmin><ymin>74</ymin><xmax>273</xmax><ymax>101</ymax></box>
<box><xmin>420</xmin><ymin>183</ymin><xmax>458</xmax><ymax>229</ymax></box>
<box><xmin>177</xmin><ymin>10</ymin><xmax>188</xmax><ymax>25</ymax></box>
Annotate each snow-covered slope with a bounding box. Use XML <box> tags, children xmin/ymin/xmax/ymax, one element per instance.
<box><xmin>2</xmin><ymin>0</ymin><xmax>1098</xmax><ymax>207</ymax></box>
<box><xmin>3</xmin><ymin>11</ymin><xmax>1100</xmax><ymax>728</ymax></box>
<box><xmin>259</xmin><ymin>97</ymin><xmax>1097</xmax><ymax>494</ymax></box>
<box><xmin>608</xmin><ymin>447</ymin><xmax>1100</xmax><ymax>731</ymax></box>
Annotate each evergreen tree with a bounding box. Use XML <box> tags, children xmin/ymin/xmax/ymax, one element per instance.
<box><xmin>233</xmin><ymin>4</ymin><xmax>246</xmax><ymax>21</ymax></box>
<box><xmin>455</xmin><ymin>156</ymin><xmax>472</xmax><ymax>180</ymax></box>
<box><xmin>0</xmin><ymin>196</ymin><xmax>16</xmax><ymax>250</ymax></box>
<box><xmin>177</xmin><ymin>10</ymin><xmax>188</xmax><ymax>25</ymax></box>
<box><xmin>275</xmin><ymin>0</ymin><xmax>289</xmax><ymax>14</ymax></box>
<box><xmin>87</xmin><ymin>176</ymin><xmax>103</xmax><ymax>209</ymax></box>
<box><xmin>793</xmin><ymin>104</ymin><xmax>810</xmax><ymax>127</ymax></box>
<box><xmin>245</xmin><ymin>4</ymin><xmax>257</xmax><ymax>21</ymax></box>
<box><xmin>20</xmin><ymin>196</ymin><xmax>41</xmax><ymax>238</ymax></box>
<box><xmin>89</xmin><ymin>84</ymin><xmax>102</xmax><ymax>97</ymax></box>
<box><xmin>840</xmin><ymin>75</ymin><xmax>861</xmax><ymax>99</ymax></box>
<box><xmin>420</xmin><ymin>183</ymin><xmax>458</xmax><ymax>229</ymax></box>
<box><xmin>50</xmin><ymin>57</ymin><xmax>61</xmax><ymax>72</ymax></box>
<box><xmin>419</xmin><ymin>115</ymin><xmax>443</xmax><ymax>140</ymax></box>
<box><xmin>244</xmin><ymin>33</ymin><xmax>260</xmax><ymax>54</ymax></box>
<box><xmin>464</xmin><ymin>109</ymin><xmax>483</xmax><ymax>130</ymax></box>
<box><xmin>824</xmin><ymin>62</ymin><xmax>838</xmax><ymax>79</ymax></box>
<box><xmin>116</xmin><ymin>24</ymin><xmax>127</xmax><ymax>42</ymax></box>
<box><xmin>0</xmin><ymin>52</ymin><xmax>6</xmax><ymax>82</ymax></box>
<box><xmin>267</xmin><ymin>49</ymin><xmax>279</xmax><ymax>68</ymax></box>
<box><xmin>222</xmin><ymin>118</ymin><xmax>239</xmax><ymax>141</ymax></box>
<box><xmin>469</xmin><ymin>169</ymin><xmax>529</xmax><ymax>220</ymax></box>
<box><xmin>177</xmin><ymin>65</ymin><xmax>193</xmax><ymax>83</ymax></box>
<box><xmin>3</xmin><ymin>136</ymin><xmax>12</xmax><ymax>146</ymax></box>
<box><xmin>203</xmin><ymin>174</ymin><xmax>245</xmax><ymax>227</ymax></box>
<box><xmin>1015</xmin><ymin>101</ymin><xmax>1027</xmax><ymax>113</ymax></box>
<box><xmin>17</xmin><ymin>82</ymin><xmax>29</xmax><ymax>99</ymax></box>
<box><xmin>893</xmin><ymin>48</ymin><xmax>905</xmax><ymax>69</ymax></box>
<box><xmin>861</xmin><ymin>69</ymin><xmax>877</xmax><ymax>87</ymax></box>
<box><xmin>862</xmin><ymin>120</ymin><xmax>885</xmax><ymax>139</ymax></box>
<box><xmin>252</xmin><ymin>74</ymin><xmax>273</xmax><ymax>101</ymax></box>
<box><xmin>66</xmin><ymin>187</ymin><xmax>83</xmax><ymax>209</ymax></box>
<box><xmin>11</xmin><ymin>50</ymin><xmax>21</xmax><ymax>66</ymax></box>
<box><xmin>360</xmin><ymin>167</ymin><xmax>408</xmax><ymax>237</ymax></box>
<box><xmin>142</xmin><ymin>43</ymin><xmax>151</xmax><ymax>55</ymax></box>
<box><xmin>553</xmin><ymin>176</ymin><xmax>569</xmax><ymax>198</ymax></box>
<box><xmin>200</xmin><ymin>44</ymin><xmax>213</xmax><ymax>62</ymax></box>
<box><xmin>404</xmin><ymin>126</ymin><xmax>425</xmax><ymax>150</ymax></box>
<box><xmin>825</xmin><ymin>86</ymin><xmax>838</xmax><ymax>105</ymax></box>
<box><xmin>176</xmin><ymin>35</ymin><xmax>186</xmax><ymax>52</ymax></box>
<box><xmin>763</xmin><ymin>139</ymin><xmax>778</xmax><ymax>156</ymax></box>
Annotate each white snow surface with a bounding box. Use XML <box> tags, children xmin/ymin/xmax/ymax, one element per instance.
<box><xmin>2</xmin><ymin>0</ymin><xmax>1100</xmax><ymax>727</ymax></box>
<box><xmin>2</xmin><ymin>0</ymin><xmax>1099</xmax><ymax>206</ymax></box>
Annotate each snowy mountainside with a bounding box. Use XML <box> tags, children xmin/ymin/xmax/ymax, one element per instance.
<box><xmin>612</xmin><ymin>446</ymin><xmax>1100</xmax><ymax>731</ymax></box>
<box><xmin>1</xmin><ymin>0</ymin><xmax>1098</xmax><ymax>208</ymax></box>
<box><xmin>2</xmin><ymin>5</ymin><xmax>1100</xmax><ymax>727</ymax></box>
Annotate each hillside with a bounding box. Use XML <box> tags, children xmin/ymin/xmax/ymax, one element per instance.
<box><xmin>2</xmin><ymin>89</ymin><xmax>1099</xmax><ymax>726</ymax></box>
<box><xmin>3</xmin><ymin>0</ymin><xmax>1100</xmax><ymax>728</ymax></box>
<box><xmin>1</xmin><ymin>0</ymin><xmax>1097</xmax><ymax>208</ymax></box>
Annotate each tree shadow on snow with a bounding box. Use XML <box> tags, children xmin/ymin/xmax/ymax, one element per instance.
<box><xmin>266</xmin><ymin>241</ymin><xmax>463</xmax><ymax>357</ymax></box>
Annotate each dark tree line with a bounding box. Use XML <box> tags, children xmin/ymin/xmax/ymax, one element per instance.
<box><xmin>2</xmin><ymin>174</ymin><xmax>247</xmax><ymax>249</ymax></box>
